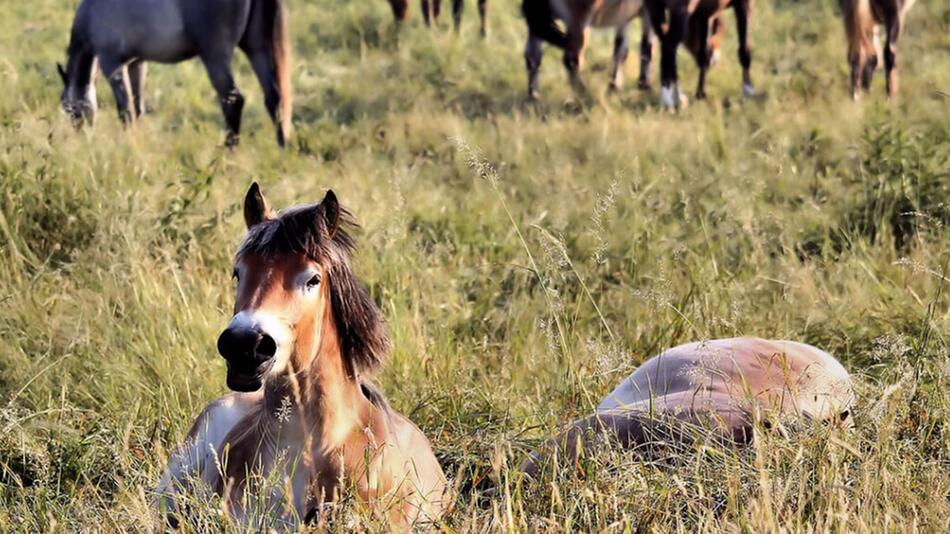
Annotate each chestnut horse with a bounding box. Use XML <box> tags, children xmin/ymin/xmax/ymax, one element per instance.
<box><xmin>839</xmin><ymin>0</ymin><xmax>915</xmax><ymax>100</ymax></box>
<box><xmin>157</xmin><ymin>185</ymin><xmax>446</xmax><ymax>529</ymax></box>
<box><xmin>387</xmin><ymin>0</ymin><xmax>488</xmax><ymax>36</ymax></box>
<box><xmin>645</xmin><ymin>0</ymin><xmax>754</xmax><ymax>109</ymax></box>
<box><xmin>523</xmin><ymin>337</ymin><xmax>854</xmax><ymax>477</ymax></box>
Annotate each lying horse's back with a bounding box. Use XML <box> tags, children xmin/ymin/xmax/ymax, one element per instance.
<box><xmin>523</xmin><ymin>337</ymin><xmax>853</xmax><ymax>477</ymax></box>
<box><xmin>599</xmin><ymin>337</ymin><xmax>853</xmax><ymax>422</ymax></box>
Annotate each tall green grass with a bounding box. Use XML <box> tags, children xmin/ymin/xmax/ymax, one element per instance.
<box><xmin>0</xmin><ymin>0</ymin><xmax>947</xmax><ymax>531</ymax></box>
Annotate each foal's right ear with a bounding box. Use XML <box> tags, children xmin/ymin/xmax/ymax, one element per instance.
<box><xmin>243</xmin><ymin>182</ymin><xmax>273</xmax><ymax>228</ymax></box>
<box><xmin>56</xmin><ymin>63</ymin><xmax>66</xmax><ymax>83</ymax></box>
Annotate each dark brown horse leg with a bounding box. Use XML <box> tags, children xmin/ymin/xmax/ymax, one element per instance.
<box><xmin>638</xmin><ymin>12</ymin><xmax>655</xmax><ymax>90</ymax></box>
<box><xmin>99</xmin><ymin>57</ymin><xmax>134</xmax><ymax>125</ymax></box>
<box><xmin>563</xmin><ymin>23</ymin><xmax>590</xmax><ymax>98</ymax></box>
<box><xmin>388</xmin><ymin>0</ymin><xmax>409</xmax><ymax>23</ymax></box>
<box><xmin>201</xmin><ymin>56</ymin><xmax>244</xmax><ymax>147</ymax></box>
<box><xmin>452</xmin><ymin>0</ymin><xmax>463</xmax><ymax>31</ymax></box>
<box><xmin>525</xmin><ymin>34</ymin><xmax>544</xmax><ymax>100</ymax></box>
<box><xmin>128</xmin><ymin>60</ymin><xmax>147</xmax><ymax>118</ymax></box>
<box><xmin>690</xmin><ymin>16</ymin><xmax>711</xmax><ymax>99</ymax></box>
<box><xmin>245</xmin><ymin>50</ymin><xmax>284</xmax><ymax>147</ymax></box>
<box><xmin>883</xmin><ymin>9</ymin><xmax>902</xmax><ymax>97</ymax></box>
<box><xmin>609</xmin><ymin>25</ymin><xmax>631</xmax><ymax>93</ymax></box>
<box><xmin>478</xmin><ymin>0</ymin><xmax>487</xmax><ymax>37</ymax></box>
<box><xmin>658</xmin><ymin>5</ymin><xmax>688</xmax><ymax>109</ymax></box>
<box><xmin>734</xmin><ymin>0</ymin><xmax>754</xmax><ymax>97</ymax></box>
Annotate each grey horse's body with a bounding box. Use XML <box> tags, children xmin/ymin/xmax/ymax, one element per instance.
<box><xmin>59</xmin><ymin>0</ymin><xmax>292</xmax><ymax>147</ymax></box>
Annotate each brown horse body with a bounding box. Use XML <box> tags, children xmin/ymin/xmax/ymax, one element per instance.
<box><xmin>524</xmin><ymin>337</ymin><xmax>854</xmax><ymax>476</ymax></box>
<box><xmin>158</xmin><ymin>186</ymin><xmax>446</xmax><ymax>529</ymax></box>
<box><xmin>839</xmin><ymin>0</ymin><xmax>915</xmax><ymax>99</ymax></box>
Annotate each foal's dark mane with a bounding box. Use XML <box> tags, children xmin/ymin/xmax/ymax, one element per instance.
<box><xmin>236</xmin><ymin>202</ymin><xmax>390</xmax><ymax>379</ymax></box>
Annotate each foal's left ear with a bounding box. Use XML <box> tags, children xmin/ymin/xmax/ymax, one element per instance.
<box><xmin>320</xmin><ymin>190</ymin><xmax>340</xmax><ymax>238</ymax></box>
<box><xmin>244</xmin><ymin>182</ymin><xmax>273</xmax><ymax>228</ymax></box>
<box><xmin>56</xmin><ymin>63</ymin><xmax>66</xmax><ymax>83</ymax></box>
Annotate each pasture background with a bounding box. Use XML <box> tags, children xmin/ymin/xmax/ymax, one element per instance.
<box><xmin>0</xmin><ymin>0</ymin><xmax>948</xmax><ymax>531</ymax></box>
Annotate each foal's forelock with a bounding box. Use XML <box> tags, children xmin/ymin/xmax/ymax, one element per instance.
<box><xmin>236</xmin><ymin>204</ymin><xmax>390</xmax><ymax>378</ymax></box>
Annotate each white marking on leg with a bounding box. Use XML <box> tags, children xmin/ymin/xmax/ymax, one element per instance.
<box><xmin>743</xmin><ymin>82</ymin><xmax>755</xmax><ymax>97</ymax></box>
<box><xmin>660</xmin><ymin>85</ymin><xmax>675</xmax><ymax>109</ymax></box>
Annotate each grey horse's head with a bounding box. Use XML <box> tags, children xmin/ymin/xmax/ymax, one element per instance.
<box><xmin>57</xmin><ymin>60</ymin><xmax>97</xmax><ymax>127</ymax></box>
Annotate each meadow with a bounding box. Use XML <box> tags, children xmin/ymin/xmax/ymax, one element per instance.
<box><xmin>0</xmin><ymin>0</ymin><xmax>948</xmax><ymax>531</ymax></box>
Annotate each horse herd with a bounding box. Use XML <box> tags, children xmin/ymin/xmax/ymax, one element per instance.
<box><xmin>58</xmin><ymin>0</ymin><xmax>916</xmax><ymax>149</ymax></box>
<box><xmin>47</xmin><ymin>0</ymin><xmax>894</xmax><ymax>530</ymax></box>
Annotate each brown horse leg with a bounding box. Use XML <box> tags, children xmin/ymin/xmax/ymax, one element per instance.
<box><xmin>478</xmin><ymin>0</ymin><xmax>487</xmax><ymax>37</ymax></box>
<box><xmin>883</xmin><ymin>10</ymin><xmax>902</xmax><ymax>97</ymax></box>
<box><xmin>99</xmin><ymin>57</ymin><xmax>134</xmax><ymax>125</ymax></box>
<box><xmin>609</xmin><ymin>25</ymin><xmax>631</xmax><ymax>92</ymax></box>
<box><xmin>734</xmin><ymin>0</ymin><xmax>754</xmax><ymax>97</ymax></box>
<box><xmin>861</xmin><ymin>26</ymin><xmax>879</xmax><ymax>91</ymax></box>
<box><xmin>452</xmin><ymin>0</ymin><xmax>463</xmax><ymax>31</ymax></box>
<box><xmin>638</xmin><ymin>12</ymin><xmax>655</xmax><ymax>90</ymax></box>
<box><xmin>128</xmin><ymin>60</ymin><xmax>147</xmax><ymax>119</ymax></box>
<box><xmin>525</xmin><ymin>34</ymin><xmax>544</xmax><ymax>100</ymax></box>
<box><xmin>201</xmin><ymin>56</ymin><xmax>244</xmax><ymax>147</ymax></box>
<box><xmin>563</xmin><ymin>23</ymin><xmax>590</xmax><ymax>97</ymax></box>
<box><xmin>388</xmin><ymin>0</ymin><xmax>409</xmax><ymax>23</ymax></box>
<box><xmin>421</xmin><ymin>0</ymin><xmax>434</xmax><ymax>26</ymax></box>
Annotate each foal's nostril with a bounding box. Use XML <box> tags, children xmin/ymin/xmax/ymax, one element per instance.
<box><xmin>256</xmin><ymin>334</ymin><xmax>277</xmax><ymax>359</ymax></box>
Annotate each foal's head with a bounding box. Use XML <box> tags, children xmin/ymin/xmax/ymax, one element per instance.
<box><xmin>57</xmin><ymin>51</ymin><xmax>97</xmax><ymax>126</ymax></box>
<box><xmin>217</xmin><ymin>183</ymin><xmax>389</xmax><ymax>392</ymax></box>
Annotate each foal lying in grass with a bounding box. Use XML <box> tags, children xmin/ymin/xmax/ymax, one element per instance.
<box><xmin>157</xmin><ymin>184</ymin><xmax>446</xmax><ymax>529</ymax></box>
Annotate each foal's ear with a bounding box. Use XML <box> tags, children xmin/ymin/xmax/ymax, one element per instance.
<box><xmin>56</xmin><ymin>63</ymin><xmax>66</xmax><ymax>83</ymax></box>
<box><xmin>320</xmin><ymin>190</ymin><xmax>340</xmax><ymax>238</ymax></box>
<box><xmin>243</xmin><ymin>182</ymin><xmax>273</xmax><ymax>228</ymax></box>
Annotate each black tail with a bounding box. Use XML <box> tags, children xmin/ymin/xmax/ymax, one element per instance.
<box><xmin>522</xmin><ymin>0</ymin><xmax>567</xmax><ymax>48</ymax></box>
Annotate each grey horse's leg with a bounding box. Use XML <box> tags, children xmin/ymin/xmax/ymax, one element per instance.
<box><xmin>609</xmin><ymin>24</ymin><xmax>631</xmax><ymax>92</ymax></box>
<box><xmin>99</xmin><ymin>56</ymin><xmax>134</xmax><ymax>124</ymax></box>
<box><xmin>128</xmin><ymin>60</ymin><xmax>147</xmax><ymax>118</ymax></box>
<box><xmin>245</xmin><ymin>49</ymin><xmax>284</xmax><ymax>146</ymax></box>
<box><xmin>525</xmin><ymin>34</ymin><xmax>544</xmax><ymax>100</ymax></box>
<box><xmin>200</xmin><ymin>54</ymin><xmax>244</xmax><ymax>147</ymax></box>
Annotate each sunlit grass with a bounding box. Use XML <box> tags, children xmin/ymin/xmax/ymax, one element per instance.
<box><xmin>0</xmin><ymin>0</ymin><xmax>947</xmax><ymax>531</ymax></box>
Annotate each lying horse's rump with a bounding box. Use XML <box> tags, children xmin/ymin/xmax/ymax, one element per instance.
<box><xmin>523</xmin><ymin>337</ymin><xmax>854</xmax><ymax>477</ymax></box>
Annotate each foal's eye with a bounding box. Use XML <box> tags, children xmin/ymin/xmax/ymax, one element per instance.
<box><xmin>306</xmin><ymin>273</ymin><xmax>322</xmax><ymax>289</ymax></box>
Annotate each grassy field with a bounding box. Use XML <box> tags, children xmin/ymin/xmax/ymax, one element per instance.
<box><xmin>1</xmin><ymin>0</ymin><xmax>948</xmax><ymax>531</ymax></box>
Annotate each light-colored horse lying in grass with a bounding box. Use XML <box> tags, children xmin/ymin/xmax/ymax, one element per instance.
<box><xmin>523</xmin><ymin>337</ymin><xmax>854</xmax><ymax>477</ymax></box>
<box><xmin>157</xmin><ymin>184</ymin><xmax>446</xmax><ymax>529</ymax></box>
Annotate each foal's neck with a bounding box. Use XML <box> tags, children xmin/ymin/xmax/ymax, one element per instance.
<box><xmin>264</xmin><ymin>307</ymin><xmax>370</xmax><ymax>449</ymax></box>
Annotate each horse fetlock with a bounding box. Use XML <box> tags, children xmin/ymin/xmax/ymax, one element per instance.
<box><xmin>742</xmin><ymin>82</ymin><xmax>755</xmax><ymax>98</ymax></box>
<box><xmin>226</xmin><ymin>131</ymin><xmax>241</xmax><ymax>148</ymax></box>
<box><xmin>660</xmin><ymin>84</ymin><xmax>687</xmax><ymax>110</ymax></box>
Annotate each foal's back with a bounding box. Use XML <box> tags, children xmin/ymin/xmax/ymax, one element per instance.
<box><xmin>598</xmin><ymin>337</ymin><xmax>854</xmax><ymax>424</ymax></box>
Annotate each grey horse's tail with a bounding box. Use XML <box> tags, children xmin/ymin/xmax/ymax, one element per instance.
<box><xmin>268</xmin><ymin>0</ymin><xmax>292</xmax><ymax>144</ymax></box>
<box><xmin>521</xmin><ymin>0</ymin><xmax>567</xmax><ymax>48</ymax></box>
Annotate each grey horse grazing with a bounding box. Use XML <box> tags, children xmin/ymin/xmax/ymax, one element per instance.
<box><xmin>523</xmin><ymin>337</ymin><xmax>854</xmax><ymax>477</ymax></box>
<box><xmin>58</xmin><ymin>0</ymin><xmax>292</xmax><ymax>147</ymax></box>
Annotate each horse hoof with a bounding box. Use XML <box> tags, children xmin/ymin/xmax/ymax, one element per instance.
<box><xmin>607</xmin><ymin>82</ymin><xmax>621</xmax><ymax>94</ymax></box>
<box><xmin>527</xmin><ymin>90</ymin><xmax>540</xmax><ymax>102</ymax></box>
<box><xmin>637</xmin><ymin>79</ymin><xmax>652</xmax><ymax>91</ymax></box>
<box><xmin>226</xmin><ymin>133</ymin><xmax>240</xmax><ymax>148</ymax></box>
<box><xmin>742</xmin><ymin>83</ymin><xmax>755</xmax><ymax>98</ymax></box>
